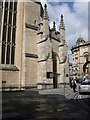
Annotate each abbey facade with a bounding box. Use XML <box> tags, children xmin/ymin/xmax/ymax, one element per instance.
<box><xmin>0</xmin><ymin>1</ymin><xmax>69</xmax><ymax>90</ymax></box>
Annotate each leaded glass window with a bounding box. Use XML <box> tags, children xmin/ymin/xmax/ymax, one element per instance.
<box><xmin>1</xmin><ymin>1</ymin><xmax>17</xmax><ymax>65</ymax></box>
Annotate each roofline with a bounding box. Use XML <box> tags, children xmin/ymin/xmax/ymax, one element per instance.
<box><xmin>71</xmin><ymin>41</ymin><xmax>90</xmax><ymax>51</ymax></box>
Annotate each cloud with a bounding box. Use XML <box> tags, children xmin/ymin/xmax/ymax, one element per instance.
<box><xmin>41</xmin><ymin>0</ymin><xmax>88</xmax><ymax>53</ymax></box>
<box><xmin>40</xmin><ymin>0</ymin><xmax>89</xmax><ymax>2</ymax></box>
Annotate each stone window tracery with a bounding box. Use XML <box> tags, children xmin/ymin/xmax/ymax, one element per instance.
<box><xmin>1</xmin><ymin>1</ymin><xmax>17</xmax><ymax>64</ymax></box>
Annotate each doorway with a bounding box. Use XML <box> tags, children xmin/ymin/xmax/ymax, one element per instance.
<box><xmin>53</xmin><ymin>54</ymin><xmax>57</xmax><ymax>88</ymax></box>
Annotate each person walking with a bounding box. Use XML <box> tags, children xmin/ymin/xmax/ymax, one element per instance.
<box><xmin>72</xmin><ymin>79</ymin><xmax>77</xmax><ymax>92</ymax></box>
<box><xmin>69</xmin><ymin>78</ymin><xmax>73</xmax><ymax>88</ymax></box>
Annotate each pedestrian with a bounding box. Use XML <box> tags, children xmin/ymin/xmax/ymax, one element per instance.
<box><xmin>72</xmin><ymin>79</ymin><xmax>77</xmax><ymax>92</ymax></box>
<box><xmin>83</xmin><ymin>76</ymin><xmax>86</xmax><ymax>81</ymax></box>
<box><xmin>69</xmin><ymin>78</ymin><xmax>73</xmax><ymax>88</ymax></box>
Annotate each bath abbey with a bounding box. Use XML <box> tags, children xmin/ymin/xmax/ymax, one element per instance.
<box><xmin>0</xmin><ymin>1</ymin><xmax>69</xmax><ymax>90</ymax></box>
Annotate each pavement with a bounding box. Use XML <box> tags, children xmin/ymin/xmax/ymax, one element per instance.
<box><xmin>2</xmin><ymin>85</ymin><xmax>90</xmax><ymax>119</ymax></box>
<box><xmin>38</xmin><ymin>85</ymin><xmax>76</xmax><ymax>99</ymax></box>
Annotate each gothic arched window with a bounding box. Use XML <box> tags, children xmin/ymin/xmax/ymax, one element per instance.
<box><xmin>1</xmin><ymin>1</ymin><xmax>17</xmax><ymax>65</ymax></box>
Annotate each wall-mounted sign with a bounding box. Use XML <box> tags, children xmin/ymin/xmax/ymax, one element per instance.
<box><xmin>47</xmin><ymin>72</ymin><xmax>60</xmax><ymax>78</ymax></box>
<box><xmin>66</xmin><ymin>74</ymin><xmax>68</xmax><ymax>77</ymax></box>
<box><xmin>47</xmin><ymin>72</ymin><xmax>53</xmax><ymax>78</ymax></box>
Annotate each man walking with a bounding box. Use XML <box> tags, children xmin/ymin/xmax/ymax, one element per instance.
<box><xmin>72</xmin><ymin>79</ymin><xmax>77</xmax><ymax>92</ymax></box>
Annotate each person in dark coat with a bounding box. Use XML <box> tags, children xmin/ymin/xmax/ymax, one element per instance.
<box><xmin>72</xmin><ymin>79</ymin><xmax>77</xmax><ymax>92</ymax></box>
<box><xmin>69</xmin><ymin>78</ymin><xmax>73</xmax><ymax>88</ymax></box>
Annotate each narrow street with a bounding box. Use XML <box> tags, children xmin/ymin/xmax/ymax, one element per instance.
<box><xmin>2</xmin><ymin>86</ymin><xmax>90</xmax><ymax>120</ymax></box>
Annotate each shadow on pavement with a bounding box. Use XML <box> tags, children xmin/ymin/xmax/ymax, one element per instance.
<box><xmin>2</xmin><ymin>91</ymin><xmax>90</xmax><ymax>120</ymax></box>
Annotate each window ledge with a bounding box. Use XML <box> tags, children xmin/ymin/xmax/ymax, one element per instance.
<box><xmin>0</xmin><ymin>64</ymin><xmax>19</xmax><ymax>71</ymax></box>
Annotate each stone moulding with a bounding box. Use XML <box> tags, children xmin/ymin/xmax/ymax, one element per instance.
<box><xmin>59</xmin><ymin>44</ymin><xmax>64</xmax><ymax>47</ymax></box>
<box><xmin>49</xmin><ymin>35</ymin><xmax>60</xmax><ymax>43</ymax></box>
<box><xmin>37</xmin><ymin>35</ymin><xmax>48</xmax><ymax>44</ymax></box>
<box><xmin>25</xmin><ymin>23</ymin><xmax>38</xmax><ymax>31</ymax></box>
<box><xmin>37</xmin><ymin>83</ymin><xmax>53</xmax><ymax>85</ymax></box>
<box><xmin>25</xmin><ymin>53</ymin><xmax>38</xmax><ymax>58</ymax></box>
<box><xmin>37</xmin><ymin>31</ymin><xmax>43</xmax><ymax>35</ymax></box>
<box><xmin>38</xmin><ymin>53</ymin><xmax>50</xmax><ymax>62</ymax></box>
<box><xmin>0</xmin><ymin>64</ymin><xmax>19</xmax><ymax>71</ymax></box>
<box><xmin>71</xmin><ymin>42</ymin><xmax>90</xmax><ymax>51</ymax></box>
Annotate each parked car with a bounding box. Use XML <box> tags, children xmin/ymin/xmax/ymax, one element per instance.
<box><xmin>74</xmin><ymin>78</ymin><xmax>83</xmax><ymax>83</ymax></box>
<box><xmin>78</xmin><ymin>81</ymin><xmax>90</xmax><ymax>94</ymax></box>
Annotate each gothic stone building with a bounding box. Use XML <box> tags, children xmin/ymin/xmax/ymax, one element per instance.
<box><xmin>71</xmin><ymin>37</ymin><xmax>90</xmax><ymax>79</ymax></box>
<box><xmin>0</xmin><ymin>1</ymin><xmax>69</xmax><ymax>90</ymax></box>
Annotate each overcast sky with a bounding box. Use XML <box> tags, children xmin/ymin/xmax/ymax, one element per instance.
<box><xmin>40</xmin><ymin>0</ymin><xmax>89</xmax><ymax>57</ymax></box>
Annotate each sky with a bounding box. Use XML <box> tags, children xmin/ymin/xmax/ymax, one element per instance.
<box><xmin>40</xmin><ymin>0</ymin><xmax>89</xmax><ymax>59</ymax></box>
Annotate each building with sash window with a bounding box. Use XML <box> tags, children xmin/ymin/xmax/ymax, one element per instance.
<box><xmin>71</xmin><ymin>37</ymin><xmax>90</xmax><ymax>79</ymax></box>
